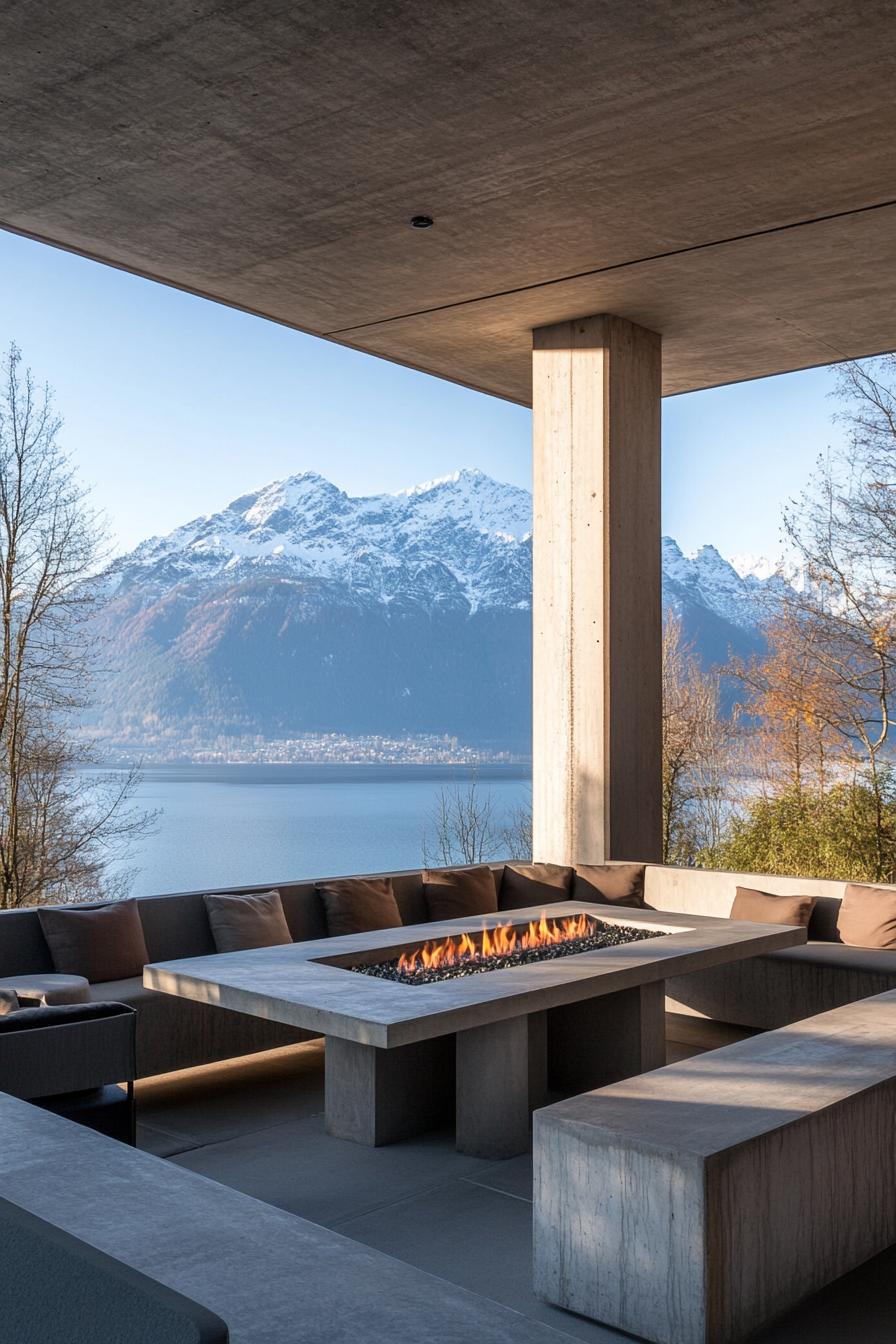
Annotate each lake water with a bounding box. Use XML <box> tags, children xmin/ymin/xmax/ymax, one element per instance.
<box><xmin>106</xmin><ymin>764</ymin><xmax>532</xmax><ymax>897</ymax></box>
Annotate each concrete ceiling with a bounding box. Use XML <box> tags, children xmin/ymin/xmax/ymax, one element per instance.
<box><xmin>3</xmin><ymin>1</ymin><xmax>896</xmax><ymax>403</ymax></box>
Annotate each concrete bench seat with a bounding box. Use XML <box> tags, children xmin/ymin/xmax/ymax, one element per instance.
<box><xmin>533</xmin><ymin>990</ymin><xmax>896</xmax><ymax>1344</ymax></box>
<box><xmin>646</xmin><ymin>866</ymin><xmax>896</xmax><ymax>1028</ymax></box>
<box><xmin>0</xmin><ymin>1090</ymin><xmax>572</xmax><ymax>1344</ymax></box>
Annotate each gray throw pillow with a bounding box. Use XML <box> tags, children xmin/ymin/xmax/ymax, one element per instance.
<box><xmin>203</xmin><ymin>890</ymin><xmax>292</xmax><ymax>953</ymax></box>
<box><xmin>423</xmin><ymin>866</ymin><xmax>498</xmax><ymax>921</ymax></box>
<box><xmin>316</xmin><ymin>877</ymin><xmax>403</xmax><ymax>937</ymax></box>
<box><xmin>38</xmin><ymin>900</ymin><xmax>149</xmax><ymax>983</ymax></box>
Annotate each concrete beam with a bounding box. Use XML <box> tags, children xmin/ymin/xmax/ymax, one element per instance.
<box><xmin>532</xmin><ymin>315</ymin><xmax>662</xmax><ymax>865</ymax></box>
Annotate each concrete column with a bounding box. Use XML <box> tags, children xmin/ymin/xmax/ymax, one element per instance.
<box><xmin>532</xmin><ymin>314</ymin><xmax>662</xmax><ymax>865</ymax></box>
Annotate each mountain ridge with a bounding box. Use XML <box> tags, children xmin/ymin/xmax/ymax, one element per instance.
<box><xmin>90</xmin><ymin>468</ymin><xmax>781</xmax><ymax>754</ymax></box>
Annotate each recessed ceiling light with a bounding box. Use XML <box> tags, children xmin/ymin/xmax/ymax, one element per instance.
<box><xmin>409</xmin><ymin>215</ymin><xmax>434</xmax><ymax>229</ymax></box>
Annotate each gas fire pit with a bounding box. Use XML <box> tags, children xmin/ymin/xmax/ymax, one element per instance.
<box><xmin>352</xmin><ymin>912</ymin><xmax>665</xmax><ymax>985</ymax></box>
<box><xmin>146</xmin><ymin>902</ymin><xmax>807</xmax><ymax>1160</ymax></box>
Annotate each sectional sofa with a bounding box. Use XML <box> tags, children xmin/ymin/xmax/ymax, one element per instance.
<box><xmin>0</xmin><ymin>861</ymin><xmax>893</xmax><ymax>1077</ymax></box>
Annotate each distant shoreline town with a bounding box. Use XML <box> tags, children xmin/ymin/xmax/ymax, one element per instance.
<box><xmin>92</xmin><ymin>733</ymin><xmax>531</xmax><ymax>768</ymax></box>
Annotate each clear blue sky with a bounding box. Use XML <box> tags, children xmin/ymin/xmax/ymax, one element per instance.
<box><xmin>1</xmin><ymin>228</ymin><xmax>848</xmax><ymax>560</ymax></box>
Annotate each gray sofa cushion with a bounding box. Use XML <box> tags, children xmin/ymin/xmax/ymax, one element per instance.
<box><xmin>0</xmin><ymin>1001</ymin><xmax>133</xmax><ymax>1034</ymax></box>
<box><xmin>0</xmin><ymin>973</ymin><xmax>90</xmax><ymax>1006</ymax></box>
<box><xmin>39</xmin><ymin>902</ymin><xmax>149</xmax><ymax>983</ymax></box>
<box><xmin>204</xmin><ymin>890</ymin><xmax>292</xmax><ymax>953</ymax></box>
<box><xmin>667</xmin><ymin>940</ymin><xmax>896</xmax><ymax>1031</ymax></box>
<box><xmin>771</xmin><ymin>941</ymin><xmax>896</xmax><ymax>973</ymax></box>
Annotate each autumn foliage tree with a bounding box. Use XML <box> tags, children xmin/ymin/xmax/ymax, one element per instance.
<box><xmin>709</xmin><ymin>355</ymin><xmax>896</xmax><ymax>882</ymax></box>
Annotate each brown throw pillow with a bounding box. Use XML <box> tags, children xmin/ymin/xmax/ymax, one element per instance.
<box><xmin>204</xmin><ymin>890</ymin><xmax>292</xmax><ymax>954</ymax></box>
<box><xmin>422</xmin><ymin>866</ymin><xmax>498</xmax><ymax>921</ymax></box>
<box><xmin>500</xmin><ymin>862</ymin><xmax>573</xmax><ymax>908</ymax></box>
<box><xmin>730</xmin><ymin>886</ymin><xmax>817</xmax><ymax>928</ymax></box>
<box><xmin>316</xmin><ymin>876</ymin><xmax>403</xmax><ymax>937</ymax></box>
<box><xmin>38</xmin><ymin>900</ymin><xmax>149</xmax><ymax>983</ymax></box>
<box><xmin>837</xmin><ymin>884</ymin><xmax>896</xmax><ymax>949</ymax></box>
<box><xmin>574</xmin><ymin>863</ymin><xmax>646</xmax><ymax>906</ymax></box>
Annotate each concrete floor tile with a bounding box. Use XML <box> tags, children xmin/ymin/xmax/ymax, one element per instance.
<box><xmin>337</xmin><ymin>1178</ymin><xmax>627</xmax><ymax>1342</ymax></box>
<box><xmin>466</xmin><ymin>1153</ymin><xmax>534</xmax><ymax>1201</ymax></box>
<box><xmin>136</xmin><ymin>1121</ymin><xmax>204</xmax><ymax>1158</ymax></box>
<box><xmin>171</xmin><ymin>1113</ymin><xmax>496</xmax><ymax>1227</ymax></box>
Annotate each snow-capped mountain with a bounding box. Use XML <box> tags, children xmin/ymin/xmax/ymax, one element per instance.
<box><xmin>108</xmin><ymin>468</ymin><xmax>532</xmax><ymax>615</ymax></box>
<box><xmin>89</xmin><ymin>468</ymin><xmax>785</xmax><ymax>752</ymax></box>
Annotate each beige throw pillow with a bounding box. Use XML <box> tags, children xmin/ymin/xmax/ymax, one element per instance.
<box><xmin>730</xmin><ymin>886</ymin><xmax>817</xmax><ymax>928</ymax></box>
<box><xmin>837</xmin><ymin>884</ymin><xmax>896</xmax><ymax>949</ymax></box>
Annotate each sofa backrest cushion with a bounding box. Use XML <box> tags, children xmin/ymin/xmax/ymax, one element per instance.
<box><xmin>643</xmin><ymin>865</ymin><xmax>856</xmax><ymax>941</ymax></box>
<box><xmin>136</xmin><ymin>892</ymin><xmax>217</xmax><ymax>962</ymax></box>
<box><xmin>0</xmin><ymin>909</ymin><xmax>55</xmax><ymax>976</ymax></box>
<box><xmin>204</xmin><ymin>890</ymin><xmax>292</xmax><ymax>953</ymax></box>
<box><xmin>38</xmin><ymin>901</ymin><xmax>149</xmax><ymax>983</ymax></box>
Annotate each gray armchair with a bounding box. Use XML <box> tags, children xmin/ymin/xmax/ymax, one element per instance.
<box><xmin>0</xmin><ymin>1001</ymin><xmax>137</xmax><ymax>1143</ymax></box>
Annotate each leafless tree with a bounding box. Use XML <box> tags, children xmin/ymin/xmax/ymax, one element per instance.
<box><xmin>0</xmin><ymin>344</ymin><xmax>151</xmax><ymax>907</ymax></box>
<box><xmin>662</xmin><ymin>613</ymin><xmax>734</xmax><ymax>863</ymax></box>
<box><xmin>501</xmin><ymin>794</ymin><xmax>532</xmax><ymax>860</ymax></box>
<box><xmin>422</xmin><ymin>776</ymin><xmax>501</xmax><ymax>867</ymax></box>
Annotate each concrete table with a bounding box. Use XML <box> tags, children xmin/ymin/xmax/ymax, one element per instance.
<box><xmin>145</xmin><ymin>903</ymin><xmax>804</xmax><ymax>1159</ymax></box>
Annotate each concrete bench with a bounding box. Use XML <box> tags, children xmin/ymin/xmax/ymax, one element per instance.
<box><xmin>0</xmin><ymin>1089</ymin><xmax>568</xmax><ymax>1344</ymax></box>
<box><xmin>533</xmin><ymin>990</ymin><xmax>896</xmax><ymax>1344</ymax></box>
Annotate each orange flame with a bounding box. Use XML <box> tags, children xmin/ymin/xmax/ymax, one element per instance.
<box><xmin>396</xmin><ymin>911</ymin><xmax>592</xmax><ymax>976</ymax></box>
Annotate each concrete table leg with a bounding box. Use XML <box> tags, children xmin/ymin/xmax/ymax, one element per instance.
<box><xmin>325</xmin><ymin>1035</ymin><xmax>454</xmax><ymax>1146</ymax></box>
<box><xmin>548</xmin><ymin>980</ymin><xmax>666</xmax><ymax>1095</ymax></box>
<box><xmin>456</xmin><ymin>1015</ymin><xmax>534</xmax><ymax>1159</ymax></box>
